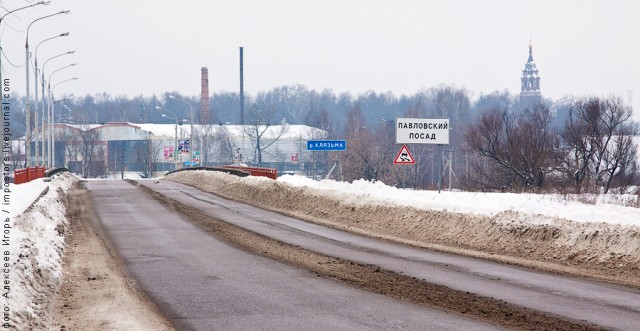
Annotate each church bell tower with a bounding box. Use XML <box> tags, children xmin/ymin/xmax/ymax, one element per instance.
<box><xmin>520</xmin><ymin>40</ymin><xmax>542</xmax><ymax>108</ymax></box>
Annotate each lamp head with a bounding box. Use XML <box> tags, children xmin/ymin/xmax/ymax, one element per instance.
<box><xmin>60</xmin><ymin>9</ymin><xmax>71</xmax><ymax>14</ymax></box>
<box><xmin>60</xmin><ymin>32</ymin><xmax>70</xmax><ymax>37</ymax></box>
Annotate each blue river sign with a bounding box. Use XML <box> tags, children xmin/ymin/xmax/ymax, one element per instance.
<box><xmin>307</xmin><ymin>140</ymin><xmax>347</xmax><ymax>151</ymax></box>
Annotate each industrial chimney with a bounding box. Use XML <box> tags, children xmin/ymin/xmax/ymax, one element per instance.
<box><xmin>200</xmin><ymin>67</ymin><xmax>210</xmax><ymax>124</ymax></box>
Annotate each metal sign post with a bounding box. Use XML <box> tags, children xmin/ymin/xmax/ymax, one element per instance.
<box><xmin>395</xmin><ymin>118</ymin><xmax>450</xmax><ymax>193</ymax></box>
<box><xmin>438</xmin><ymin>144</ymin><xmax>443</xmax><ymax>193</ymax></box>
<box><xmin>306</xmin><ymin>140</ymin><xmax>347</xmax><ymax>180</ymax></box>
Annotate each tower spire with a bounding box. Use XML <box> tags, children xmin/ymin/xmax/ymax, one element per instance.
<box><xmin>520</xmin><ymin>39</ymin><xmax>542</xmax><ymax>108</ymax></box>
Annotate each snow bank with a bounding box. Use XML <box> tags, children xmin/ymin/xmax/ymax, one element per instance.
<box><xmin>7</xmin><ymin>179</ymin><xmax>49</xmax><ymax>218</ymax></box>
<box><xmin>4</xmin><ymin>173</ymin><xmax>78</xmax><ymax>330</ymax></box>
<box><xmin>168</xmin><ymin>171</ymin><xmax>640</xmax><ymax>286</ymax></box>
<box><xmin>278</xmin><ymin>175</ymin><xmax>640</xmax><ymax>226</ymax></box>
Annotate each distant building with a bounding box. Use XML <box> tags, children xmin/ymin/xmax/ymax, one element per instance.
<box><xmin>519</xmin><ymin>40</ymin><xmax>543</xmax><ymax>109</ymax></box>
<box><xmin>21</xmin><ymin>122</ymin><xmax>327</xmax><ymax>178</ymax></box>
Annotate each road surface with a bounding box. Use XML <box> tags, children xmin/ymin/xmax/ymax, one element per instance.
<box><xmin>137</xmin><ymin>178</ymin><xmax>640</xmax><ymax>330</ymax></box>
<box><xmin>86</xmin><ymin>180</ymin><xmax>499</xmax><ymax>330</ymax></box>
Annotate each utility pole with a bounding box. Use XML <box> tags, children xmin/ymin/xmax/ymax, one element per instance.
<box><xmin>121</xmin><ymin>147</ymin><xmax>125</xmax><ymax>179</ymax></box>
<box><xmin>240</xmin><ymin>46</ymin><xmax>244</xmax><ymax>125</ymax></box>
<box><xmin>240</xmin><ymin>46</ymin><xmax>245</xmax><ymax>165</ymax></box>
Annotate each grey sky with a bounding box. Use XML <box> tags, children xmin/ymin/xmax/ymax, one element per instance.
<box><xmin>1</xmin><ymin>0</ymin><xmax>639</xmax><ymax>116</ymax></box>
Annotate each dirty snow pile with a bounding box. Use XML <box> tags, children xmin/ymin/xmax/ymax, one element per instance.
<box><xmin>277</xmin><ymin>176</ymin><xmax>640</xmax><ymax>226</ymax></box>
<box><xmin>3</xmin><ymin>173</ymin><xmax>78</xmax><ymax>330</ymax></box>
<box><xmin>169</xmin><ymin>170</ymin><xmax>640</xmax><ymax>286</ymax></box>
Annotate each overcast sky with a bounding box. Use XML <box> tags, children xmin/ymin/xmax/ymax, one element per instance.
<box><xmin>1</xmin><ymin>0</ymin><xmax>639</xmax><ymax>116</ymax></box>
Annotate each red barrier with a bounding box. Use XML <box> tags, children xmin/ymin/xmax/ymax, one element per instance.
<box><xmin>28</xmin><ymin>167</ymin><xmax>36</xmax><ymax>182</ymax></box>
<box><xmin>222</xmin><ymin>166</ymin><xmax>278</xmax><ymax>180</ymax></box>
<box><xmin>13</xmin><ymin>167</ymin><xmax>47</xmax><ymax>184</ymax></box>
<box><xmin>14</xmin><ymin>168</ymin><xmax>28</xmax><ymax>184</ymax></box>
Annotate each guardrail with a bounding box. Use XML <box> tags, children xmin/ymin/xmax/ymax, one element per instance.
<box><xmin>14</xmin><ymin>166</ymin><xmax>47</xmax><ymax>184</ymax></box>
<box><xmin>165</xmin><ymin>165</ymin><xmax>278</xmax><ymax>180</ymax></box>
<box><xmin>220</xmin><ymin>166</ymin><xmax>278</xmax><ymax>180</ymax></box>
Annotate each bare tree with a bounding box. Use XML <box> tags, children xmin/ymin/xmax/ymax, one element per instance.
<box><xmin>192</xmin><ymin>124</ymin><xmax>235</xmax><ymax>165</ymax></box>
<box><xmin>559</xmin><ymin>96</ymin><xmax>639</xmax><ymax>193</ymax></box>
<box><xmin>430</xmin><ymin>85</ymin><xmax>472</xmax><ymax>125</ymax></box>
<box><xmin>599</xmin><ymin>125</ymin><xmax>638</xmax><ymax>192</ymax></box>
<box><xmin>385</xmin><ymin>142</ymin><xmax>437</xmax><ymax>189</ymax></box>
<box><xmin>396</xmin><ymin>88</ymin><xmax>472</xmax><ymax>190</ymax></box>
<box><xmin>592</xmin><ymin>97</ymin><xmax>638</xmax><ymax>192</ymax></box>
<box><xmin>196</xmin><ymin>124</ymin><xmax>214</xmax><ymax>165</ymax></box>
<box><xmin>212</xmin><ymin>125</ymin><xmax>235</xmax><ymax>163</ymax></box>
<box><xmin>343</xmin><ymin>105</ymin><xmax>395</xmax><ymax>182</ymax></box>
<box><xmin>467</xmin><ymin>104</ymin><xmax>558</xmax><ymax>190</ymax></box>
<box><xmin>80</xmin><ymin>129</ymin><xmax>103</xmax><ymax>178</ymax></box>
<box><xmin>244</xmin><ymin>105</ymin><xmax>288</xmax><ymax>166</ymax></box>
<box><xmin>9</xmin><ymin>139</ymin><xmax>25</xmax><ymax>170</ymax></box>
<box><xmin>139</xmin><ymin>140</ymin><xmax>162</xmax><ymax>178</ymax></box>
<box><xmin>558</xmin><ymin>98</ymin><xmax>598</xmax><ymax>191</ymax></box>
<box><xmin>55</xmin><ymin>127</ymin><xmax>82</xmax><ymax>172</ymax></box>
<box><xmin>465</xmin><ymin>151</ymin><xmax>517</xmax><ymax>191</ymax></box>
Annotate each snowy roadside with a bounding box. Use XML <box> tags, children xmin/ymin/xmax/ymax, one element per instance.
<box><xmin>277</xmin><ymin>175</ymin><xmax>640</xmax><ymax>226</ymax></box>
<box><xmin>6</xmin><ymin>178</ymin><xmax>49</xmax><ymax>217</ymax></box>
<box><xmin>3</xmin><ymin>173</ymin><xmax>78</xmax><ymax>330</ymax></box>
<box><xmin>168</xmin><ymin>170</ymin><xmax>640</xmax><ymax>287</ymax></box>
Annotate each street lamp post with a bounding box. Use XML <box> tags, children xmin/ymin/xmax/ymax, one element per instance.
<box><xmin>0</xmin><ymin>1</ymin><xmax>51</xmax><ymax>187</ymax></box>
<box><xmin>34</xmin><ymin>32</ymin><xmax>69</xmax><ymax>166</ymax></box>
<box><xmin>47</xmin><ymin>63</ymin><xmax>77</xmax><ymax>166</ymax></box>
<box><xmin>169</xmin><ymin>95</ymin><xmax>194</xmax><ymax>167</ymax></box>
<box><xmin>42</xmin><ymin>51</ymin><xmax>75</xmax><ymax>167</ymax></box>
<box><xmin>158</xmin><ymin>107</ymin><xmax>179</xmax><ymax>171</ymax></box>
<box><xmin>50</xmin><ymin>78</ymin><xmax>78</xmax><ymax>168</ymax></box>
<box><xmin>25</xmin><ymin>9</ymin><xmax>70</xmax><ymax>167</ymax></box>
<box><xmin>0</xmin><ymin>1</ymin><xmax>51</xmax><ymax>105</ymax></box>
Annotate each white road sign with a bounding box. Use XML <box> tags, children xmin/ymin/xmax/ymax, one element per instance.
<box><xmin>396</xmin><ymin>118</ymin><xmax>450</xmax><ymax>145</ymax></box>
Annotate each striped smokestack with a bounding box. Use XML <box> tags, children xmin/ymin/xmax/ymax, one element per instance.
<box><xmin>200</xmin><ymin>67</ymin><xmax>210</xmax><ymax>124</ymax></box>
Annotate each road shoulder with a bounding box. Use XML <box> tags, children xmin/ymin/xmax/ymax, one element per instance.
<box><xmin>48</xmin><ymin>182</ymin><xmax>175</xmax><ymax>331</ymax></box>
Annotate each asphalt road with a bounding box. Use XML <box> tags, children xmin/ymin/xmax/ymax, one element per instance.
<box><xmin>136</xmin><ymin>178</ymin><xmax>640</xmax><ymax>331</ymax></box>
<box><xmin>86</xmin><ymin>180</ymin><xmax>499</xmax><ymax>331</ymax></box>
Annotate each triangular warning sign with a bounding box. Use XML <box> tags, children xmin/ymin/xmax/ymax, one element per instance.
<box><xmin>394</xmin><ymin>144</ymin><xmax>415</xmax><ymax>164</ymax></box>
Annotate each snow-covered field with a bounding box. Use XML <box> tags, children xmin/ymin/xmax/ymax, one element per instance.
<box><xmin>4</xmin><ymin>173</ymin><xmax>78</xmax><ymax>330</ymax></box>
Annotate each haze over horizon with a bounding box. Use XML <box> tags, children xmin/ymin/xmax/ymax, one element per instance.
<box><xmin>1</xmin><ymin>0</ymin><xmax>638</xmax><ymax>117</ymax></box>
